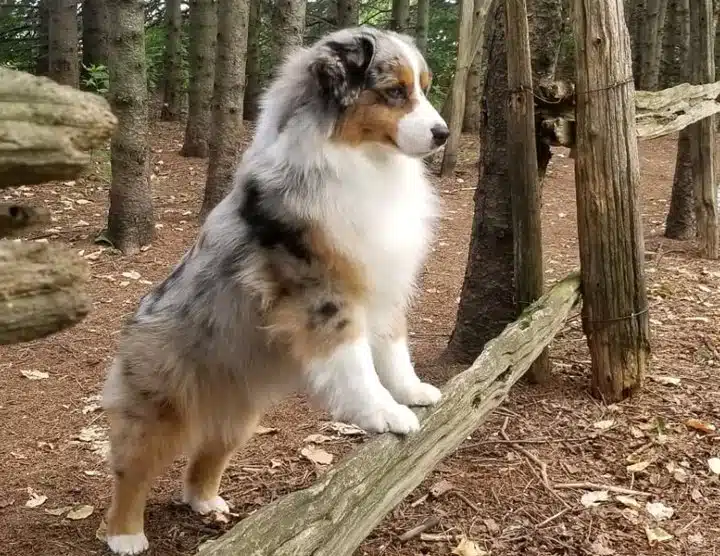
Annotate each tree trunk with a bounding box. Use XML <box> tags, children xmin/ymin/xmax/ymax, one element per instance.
<box><xmin>48</xmin><ymin>0</ymin><xmax>79</xmax><ymax>87</ymax></box>
<box><xmin>660</xmin><ymin>0</ymin><xmax>690</xmax><ymax>88</ymax></box>
<box><xmin>336</xmin><ymin>0</ymin><xmax>359</xmax><ymax>28</ymax></box>
<box><xmin>415</xmin><ymin>0</ymin><xmax>429</xmax><ymax>55</ymax></box>
<box><xmin>571</xmin><ymin>0</ymin><xmax>650</xmax><ymax>402</ymax></box>
<box><xmin>462</xmin><ymin>0</ymin><xmax>491</xmax><ymax>133</ymax></box>
<box><xmin>627</xmin><ymin>0</ymin><xmax>644</xmax><ymax>86</ymax></box>
<box><xmin>161</xmin><ymin>0</ymin><xmax>185</xmax><ymax>121</ymax></box>
<box><xmin>445</xmin><ymin>0</ymin><xmax>564</xmax><ymax>363</ymax></box>
<box><xmin>639</xmin><ymin>0</ymin><xmax>669</xmax><ymax>90</ymax></box>
<box><xmin>36</xmin><ymin>0</ymin><xmax>50</xmax><ymax>76</ymax></box>
<box><xmin>106</xmin><ymin>0</ymin><xmax>154</xmax><ymax>254</ymax></box>
<box><xmin>243</xmin><ymin>0</ymin><xmax>262</xmax><ymax>121</ymax></box>
<box><xmin>390</xmin><ymin>0</ymin><xmax>410</xmax><ymax>32</ymax></box>
<box><xmin>271</xmin><ymin>0</ymin><xmax>306</xmax><ymax>63</ymax></box>
<box><xmin>504</xmin><ymin>0</ymin><xmax>548</xmax><ymax>383</ymax></box>
<box><xmin>200</xmin><ymin>0</ymin><xmax>250</xmax><ymax>218</ymax></box>
<box><xmin>182</xmin><ymin>0</ymin><xmax>217</xmax><ymax>157</ymax></box>
<box><xmin>82</xmin><ymin>0</ymin><xmax>108</xmax><ymax>69</ymax></box>
<box><xmin>665</xmin><ymin>129</ymin><xmax>695</xmax><ymax>238</ymax></box>
<box><xmin>688</xmin><ymin>0</ymin><xmax>718</xmax><ymax>259</ymax></box>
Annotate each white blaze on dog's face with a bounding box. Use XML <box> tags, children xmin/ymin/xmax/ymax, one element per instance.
<box><xmin>331</xmin><ymin>32</ymin><xmax>449</xmax><ymax>157</ymax></box>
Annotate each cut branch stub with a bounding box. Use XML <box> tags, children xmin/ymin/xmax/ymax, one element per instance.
<box><xmin>0</xmin><ymin>240</ymin><xmax>91</xmax><ymax>345</ymax></box>
<box><xmin>0</xmin><ymin>68</ymin><xmax>117</xmax><ymax>188</ymax></box>
<box><xmin>199</xmin><ymin>273</ymin><xmax>582</xmax><ymax>556</ymax></box>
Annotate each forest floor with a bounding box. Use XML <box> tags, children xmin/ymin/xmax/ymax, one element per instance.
<box><xmin>0</xmin><ymin>123</ymin><xmax>719</xmax><ymax>556</ymax></box>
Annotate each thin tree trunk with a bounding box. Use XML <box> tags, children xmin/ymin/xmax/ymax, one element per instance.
<box><xmin>82</xmin><ymin>0</ymin><xmax>108</xmax><ymax>69</ymax></box>
<box><xmin>182</xmin><ymin>0</ymin><xmax>217</xmax><ymax>157</ymax></box>
<box><xmin>336</xmin><ymin>0</ymin><xmax>359</xmax><ymax>28</ymax></box>
<box><xmin>572</xmin><ymin>0</ymin><xmax>650</xmax><ymax>402</ymax></box>
<box><xmin>271</xmin><ymin>0</ymin><xmax>306</xmax><ymax>63</ymax></box>
<box><xmin>688</xmin><ymin>0</ymin><xmax>718</xmax><ymax>259</ymax></box>
<box><xmin>639</xmin><ymin>0</ymin><xmax>669</xmax><ymax>90</ymax></box>
<box><xmin>200</xmin><ymin>0</ymin><xmax>250</xmax><ymax>218</ymax></box>
<box><xmin>665</xmin><ymin>129</ymin><xmax>695</xmax><ymax>238</ymax></box>
<box><xmin>415</xmin><ymin>0</ymin><xmax>429</xmax><ymax>55</ymax></box>
<box><xmin>627</xmin><ymin>0</ymin><xmax>644</xmax><ymax>86</ymax></box>
<box><xmin>462</xmin><ymin>0</ymin><xmax>491</xmax><ymax>133</ymax></box>
<box><xmin>660</xmin><ymin>0</ymin><xmax>690</xmax><ymax>88</ymax></box>
<box><xmin>106</xmin><ymin>0</ymin><xmax>154</xmax><ymax>254</ymax></box>
<box><xmin>161</xmin><ymin>0</ymin><xmax>185</xmax><ymax>121</ymax></box>
<box><xmin>504</xmin><ymin>0</ymin><xmax>548</xmax><ymax>383</ymax></box>
<box><xmin>48</xmin><ymin>0</ymin><xmax>79</xmax><ymax>87</ymax></box>
<box><xmin>243</xmin><ymin>0</ymin><xmax>262</xmax><ymax>121</ymax></box>
<box><xmin>36</xmin><ymin>0</ymin><xmax>50</xmax><ymax>76</ymax></box>
<box><xmin>390</xmin><ymin>0</ymin><xmax>410</xmax><ymax>32</ymax></box>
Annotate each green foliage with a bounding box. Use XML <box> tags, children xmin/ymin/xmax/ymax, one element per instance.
<box><xmin>144</xmin><ymin>24</ymin><xmax>167</xmax><ymax>91</ymax></box>
<box><xmin>81</xmin><ymin>63</ymin><xmax>109</xmax><ymax>94</ymax></box>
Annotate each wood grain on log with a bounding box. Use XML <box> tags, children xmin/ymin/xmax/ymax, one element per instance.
<box><xmin>0</xmin><ymin>68</ymin><xmax>117</xmax><ymax>188</ymax></box>
<box><xmin>199</xmin><ymin>274</ymin><xmax>582</xmax><ymax>556</ymax></box>
<box><xmin>0</xmin><ymin>241</ymin><xmax>91</xmax><ymax>345</ymax></box>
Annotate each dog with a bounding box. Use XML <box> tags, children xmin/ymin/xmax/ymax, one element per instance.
<box><xmin>101</xmin><ymin>25</ymin><xmax>449</xmax><ymax>555</ymax></box>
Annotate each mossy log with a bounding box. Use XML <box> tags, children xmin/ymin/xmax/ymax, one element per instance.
<box><xmin>536</xmin><ymin>80</ymin><xmax>720</xmax><ymax>147</ymax></box>
<box><xmin>0</xmin><ymin>67</ymin><xmax>117</xmax><ymax>188</ymax></box>
<box><xmin>0</xmin><ymin>241</ymin><xmax>91</xmax><ymax>345</ymax></box>
<box><xmin>199</xmin><ymin>273</ymin><xmax>582</xmax><ymax>556</ymax></box>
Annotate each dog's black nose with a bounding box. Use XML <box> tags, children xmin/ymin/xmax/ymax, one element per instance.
<box><xmin>431</xmin><ymin>125</ymin><xmax>450</xmax><ymax>146</ymax></box>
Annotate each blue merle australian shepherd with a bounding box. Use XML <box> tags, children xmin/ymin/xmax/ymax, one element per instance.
<box><xmin>102</xmin><ymin>26</ymin><xmax>449</xmax><ymax>554</ymax></box>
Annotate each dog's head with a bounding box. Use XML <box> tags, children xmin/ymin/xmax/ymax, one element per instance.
<box><xmin>306</xmin><ymin>27</ymin><xmax>449</xmax><ymax>157</ymax></box>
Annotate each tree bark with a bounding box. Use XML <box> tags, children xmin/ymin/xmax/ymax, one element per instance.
<box><xmin>48</xmin><ymin>0</ymin><xmax>79</xmax><ymax>88</ymax></box>
<box><xmin>415</xmin><ymin>0</ymin><xmax>429</xmax><ymax>55</ymax></box>
<box><xmin>200</xmin><ymin>0</ymin><xmax>250</xmax><ymax>218</ymax></box>
<box><xmin>82</xmin><ymin>0</ymin><xmax>108</xmax><ymax>69</ymax></box>
<box><xmin>639</xmin><ymin>0</ymin><xmax>668</xmax><ymax>90</ymax></box>
<box><xmin>36</xmin><ymin>0</ymin><xmax>50</xmax><ymax>76</ymax></box>
<box><xmin>390</xmin><ymin>0</ymin><xmax>410</xmax><ymax>32</ymax></box>
<box><xmin>504</xmin><ymin>0</ymin><xmax>548</xmax><ymax>383</ymax></box>
<box><xmin>243</xmin><ymin>0</ymin><xmax>262</xmax><ymax>121</ymax></box>
<box><xmin>0</xmin><ymin>67</ymin><xmax>117</xmax><ymax>187</ymax></box>
<box><xmin>271</xmin><ymin>0</ymin><xmax>306</xmax><ymax>63</ymax></box>
<box><xmin>182</xmin><ymin>0</ymin><xmax>217</xmax><ymax>157</ymax></box>
<box><xmin>462</xmin><ymin>0</ymin><xmax>491</xmax><ymax>133</ymax></box>
<box><xmin>161</xmin><ymin>0</ymin><xmax>185</xmax><ymax>121</ymax></box>
<box><xmin>198</xmin><ymin>274</ymin><xmax>582</xmax><ymax>556</ymax></box>
<box><xmin>626</xmin><ymin>0</ymin><xmax>644</xmax><ymax>86</ymax></box>
<box><xmin>571</xmin><ymin>0</ymin><xmax>650</xmax><ymax>402</ymax></box>
<box><xmin>665</xmin><ymin>129</ymin><xmax>695</xmax><ymax>238</ymax></box>
<box><xmin>106</xmin><ymin>0</ymin><xmax>154</xmax><ymax>254</ymax></box>
<box><xmin>336</xmin><ymin>0</ymin><xmax>359</xmax><ymax>28</ymax></box>
<box><xmin>660</xmin><ymin>0</ymin><xmax>689</xmax><ymax>88</ymax></box>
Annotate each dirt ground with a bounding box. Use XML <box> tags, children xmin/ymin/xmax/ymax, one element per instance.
<box><xmin>0</xmin><ymin>124</ymin><xmax>718</xmax><ymax>556</ymax></box>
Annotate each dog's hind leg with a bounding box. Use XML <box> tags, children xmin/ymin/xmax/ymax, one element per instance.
<box><xmin>105</xmin><ymin>411</ymin><xmax>184</xmax><ymax>555</ymax></box>
<box><xmin>183</xmin><ymin>408</ymin><xmax>262</xmax><ymax>515</ymax></box>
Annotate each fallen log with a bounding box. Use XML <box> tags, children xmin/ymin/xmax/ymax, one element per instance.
<box><xmin>199</xmin><ymin>273</ymin><xmax>582</xmax><ymax>556</ymax></box>
<box><xmin>0</xmin><ymin>68</ymin><xmax>117</xmax><ymax>188</ymax></box>
<box><xmin>0</xmin><ymin>241</ymin><xmax>91</xmax><ymax>345</ymax></box>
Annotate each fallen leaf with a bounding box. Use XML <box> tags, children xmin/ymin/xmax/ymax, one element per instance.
<box><xmin>629</xmin><ymin>426</ymin><xmax>646</xmax><ymax>439</ymax></box>
<box><xmin>650</xmin><ymin>375</ymin><xmax>681</xmax><ymax>386</ymax></box>
<box><xmin>75</xmin><ymin>199</ymin><xmax>91</xmax><ymax>205</ymax></box>
<box><xmin>615</xmin><ymin>495</ymin><xmax>641</xmax><ymax>509</ymax></box>
<box><xmin>581</xmin><ymin>490</ymin><xmax>610</xmax><ymax>508</ymax></box>
<box><xmin>323</xmin><ymin>422</ymin><xmax>366</xmax><ymax>436</ymax></box>
<box><xmin>621</xmin><ymin>508</ymin><xmax>640</xmax><ymax>525</ymax></box>
<box><xmin>672</xmin><ymin>468</ymin><xmax>688</xmax><ymax>483</ymax></box>
<box><xmin>121</xmin><ymin>270</ymin><xmax>141</xmax><ymax>280</ymax></box>
<box><xmin>483</xmin><ymin>518</ymin><xmax>499</xmax><ymax>534</ymax></box>
<box><xmin>708</xmin><ymin>458</ymin><xmax>720</xmax><ymax>475</ymax></box>
<box><xmin>686</xmin><ymin>419</ymin><xmax>716</xmax><ymax>433</ymax></box>
<box><xmin>688</xmin><ymin>532</ymin><xmax>705</xmax><ymax>546</ymax></box>
<box><xmin>590</xmin><ymin>535</ymin><xmax>615</xmax><ymax>555</ymax></box>
<box><xmin>25</xmin><ymin>488</ymin><xmax>47</xmax><ymax>508</ymax></box>
<box><xmin>301</xmin><ymin>445</ymin><xmax>333</xmax><ymax>466</ymax></box>
<box><xmin>429</xmin><ymin>479</ymin><xmax>454</xmax><ymax>498</ymax></box>
<box><xmin>645</xmin><ymin>501</ymin><xmax>674</xmax><ymax>521</ymax></box>
<box><xmin>20</xmin><ymin>370</ymin><xmax>49</xmax><ymax>381</ymax></box>
<box><xmin>645</xmin><ymin>526</ymin><xmax>673</xmax><ymax>545</ymax></box>
<box><xmin>627</xmin><ymin>460</ymin><xmax>651</xmax><ymax>473</ymax></box>
<box><xmin>452</xmin><ymin>537</ymin><xmax>487</xmax><ymax>556</ymax></box>
<box><xmin>269</xmin><ymin>458</ymin><xmax>283</xmax><ymax>468</ymax></box>
<box><xmin>95</xmin><ymin>519</ymin><xmax>107</xmax><ymax>542</ymax></box>
<box><xmin>690</xmin><ymin>488</ymin><xmax>703</xmax><ymax>503</ymax></box>
<box><xmin>255</xmin><ymin>425</ymin><xmax>278</xmax><ymax>435</ymax></box>
<box><xmin>45</xmin><ymin>506</ymin><xmax>73</xmax><ymax>516</ymax></box>
<box><xmin>593</xmin><ymin>419</ymin><xmax>615</xmax><ymax>431</ymax></box>
<box><xmin>302</xmin><ymin>434</ymin><xmax>333</xmax><ymax>444</ymax></box>
<box><xmin>83</xmin><ymin>470</ymin><xmax>102</xmax><ymax>477</ymax></box>
<box><xmin>66</xmin><ymin>505</ymin><xmax>94</xmax><ymax>520</ymax></box>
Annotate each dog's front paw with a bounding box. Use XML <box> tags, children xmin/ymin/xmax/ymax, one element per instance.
<box><xmin>183</xmin><ymin>494</ymin><xmax>230</xmax><ymax>515</ymax></box>
<box><xmin>107</xmin><ymin>533</ymin><xmax>149</xmax><ymax>555</ymax></box>
<box><xmin>393</xmin><ymin>381</ymin><xmax>442</xmax><ymax>407</ymax></box>
<box><xmin>339</xmin><ymin>402</ymin><xmax>420</xmax><ymax>435</ymax></box>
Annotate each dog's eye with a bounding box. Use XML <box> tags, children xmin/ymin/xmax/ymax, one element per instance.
<box><xmin>385</xmin><ymin>86</ymin><xmax>407</xmax><ymax>101</ymax></box>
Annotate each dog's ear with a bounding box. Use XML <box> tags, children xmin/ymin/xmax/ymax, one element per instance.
<box><xmin>310</xmin><ymin>33</ymin><xmax>376</xmax><ymax>108</ymax></box>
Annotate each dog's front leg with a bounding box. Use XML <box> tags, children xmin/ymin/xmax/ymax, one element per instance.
<box><xmin>305</xmin><ymin>337</ymin><xmax>421</xmax><ymax>434</ymax></box>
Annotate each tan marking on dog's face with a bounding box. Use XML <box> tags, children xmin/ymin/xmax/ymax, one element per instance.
<box><xmin>332</xmin><ymin>57</ymin><xmax>419</xmax><ymax>149</ymax></box>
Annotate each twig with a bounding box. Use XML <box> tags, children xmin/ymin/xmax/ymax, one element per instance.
<box><xmin>461</xmin><ymin>436</ymin><xmax>590</xmax><ymax>448</ymax></box>
<box><xmin>420</xmin><ymin>532</ymin><xmax>461</xmax><ymax>542</ymax></box>
<box><xmin>449</xmin><ymin>490</ymin><xmax>479</xmax><ymax>512</ymax></box>
<box><xmin>398</xmin><ymin>516</ymin><xmax>441</xmax><ymax>543</ymax></box>
<box><xmin>536</xmin><ymin>507</ymin><xmax>570</xmax><ymax>528</ymax></box>
<box><xmin>554</xmin><ymin>482</ymin><xmax>651</xmax><ymax>497</ymax></box>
